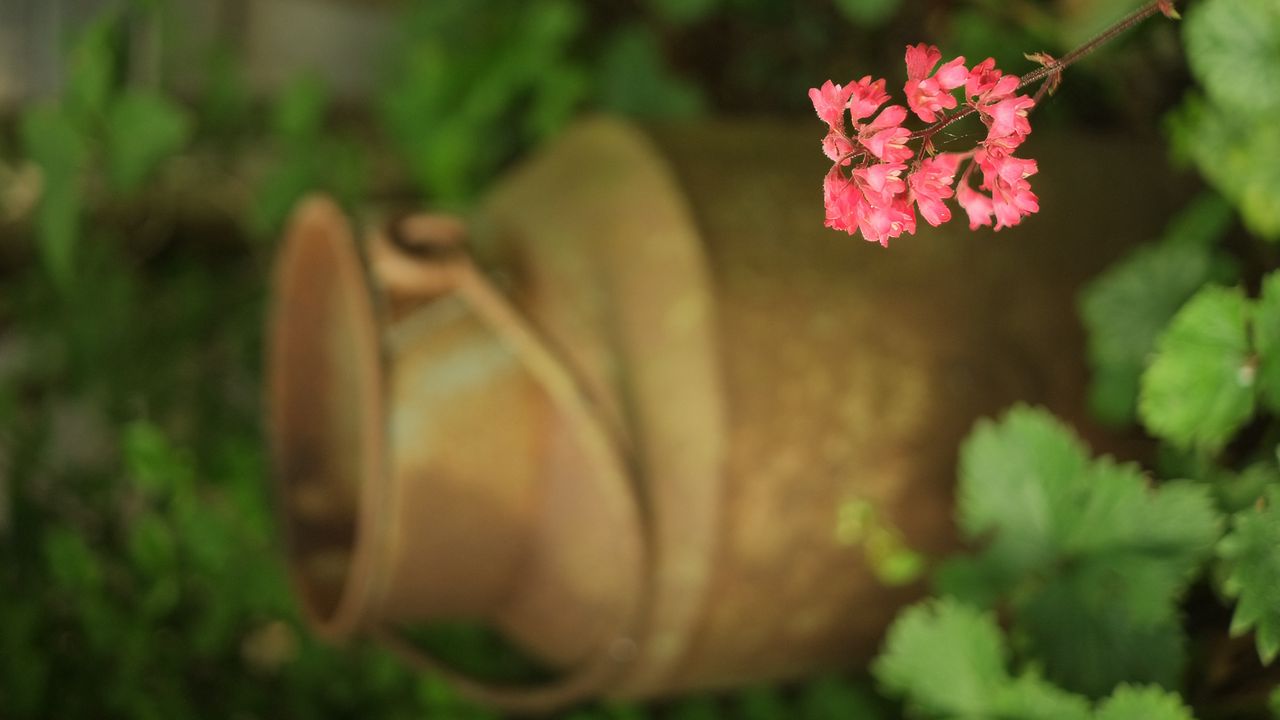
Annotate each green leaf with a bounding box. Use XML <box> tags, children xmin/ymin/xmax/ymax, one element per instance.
<box><xmin>64</xmin><ymin>12</ymin><xmax>120</xmax><ymax>122</ymax></box>
<box><xmin>1256</xmin><ymin>271</ymin><xmax>1280</xmax><ymax>414</ymax></box>
<box><xmin>1094</xmin><ymin>685</ymin><xmax>1198</xmax><ymax>720</ymax></box>
<box><xmin>128</xmin><ymin>513</ymin><xmax>177</xmax><ymax>577</ymax></box>
<box><xmin>43</xmin><ymin>527</ymin><xmax>103</xmax><ymax>594</ymax></box>
<box><xmin>873</xmin><ymin>599</ymin><xmax>1008</xmax><ymax>717</ymax></box>
<box><xmin>1167</xmin><ymin>95</ymin><xmax>1280</xmax><ymax>240</ymax></box>
<box><xmin>1016</xmin><ymin>475</ymin><xmax>1216</xmax><ymax>695</ymax></box>
<box><xmin>992</xmin><ymin>673</ymin><xmax>1091</xmax><ymax>720</ymax></box>
<box><xmin>935</xmin><ymin>553</ymin><xmax>1020</xmax><ymax>608</ymax></box>
<box><xmin>1020</xmin><ymin>567</ymin><xmax>1189</xmax><ymax>697</ymax></box>
<box><xmin>1080</xmin><ymin>236</ymin><xmax>1230</xmax><ymax>425</ymax></box>
<box><xmin>956</xmin><ymin>406</ymin><xmax>1091</xmax><ymax>572</ymax></box>
<box><xmin>951</xmin><ymin>408</ymin><xmax>1219</xmax><ymax>696</ymax></box>
<box><xmin>272</xmin><ymin>75</ymin><xmax>329</xmax><ymax>142</ymax></box>
<box><xmin>20</xmin><ymin>104</ymin><xmax>87</xmax><ymax>289</ymax></box>
<box><xmin>1214</xmin><ymin>461</ymin><xmax>1280</xmax><ymax>514</ymax></box>
<box><xmin>1218</xmin><ymin>491</ymin><xmax>1280</xmax><ymax>663</ymax></box>
<box><xmin>123</xmin><ymin>421</ymin><xmax>194</xmax><ymax>499</ymax></box>
<box><xmin>833</xmin><ymin>0</ymin><xmax>903</xmax><ymax>28</ymax></box>
<box><xmin>1057</xmin><ymin>472</ymin><xmax>1219</xmax><ymax>581</ymax></box>
<box><xmin>1184</xmin><ymin>0</ymin><xmax>1280</xmax><ymax>119</ymax></box>
<box><xmin>1162</xmin><ymin>194</ymin><xmax>1236</xmax><ymax>250</ymax></box>
<box><xmin>1139</xmin><ymin>285</ymin><xmax>1255</xmax><ymax>452</ymax></box>
<box><xmin>104</xmin><ymin>90</ymin><xmax>192</xmax><ymax>193</ymax></box>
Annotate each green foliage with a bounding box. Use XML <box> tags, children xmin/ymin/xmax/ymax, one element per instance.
<box><xmin>19</xmin><ymin>105</ymin><xmax>87</xmax><ymax>290</ymax></box>
<box><xmin>874</xmin><ymin>599</ymin><xmax>1194</xmax><ymax>720</ymax></box>
<box><xmin>874</xmin><ymin>599</ymin><xmax>1010</xmax><ymax>718</ymax></box>
<box><xmin>16</xmin><ymin>8</ymin><xmax>193</xmax><ymax>289</ymax></box>
<box><xmin>1183</xmin><ymin>0</ymin><xmax>1280</xmax><ymax>119</ymax></box>
<box><xmin>64</xmin><ymin>11</ymin><xmax>120</xmax><ymax>121</ymax></box>
<box><xmin>1138</xmin><ymin>271</ymin><xmax>1280</xmax><ymax>454</ymax></box>
<box><xmin>943</xmin><ymin>407</ymin><xmax>1219</xmax><ymax>696</ymax></box>
<box><xmin>1218</xmin><ymin>489</ymin><xmax>1280</xmax><ymax>663</ymax></box>
<box><xmin>1255</xmin><ymin>272</ymin><xmax>1280</xmax><ymax>414</ymax></box>
<box><xmin>1139</xmin><ymin>286</ymin><xmax>1255</xmax><ymax>452</ymax></box>
<box><xmin>1172</xmin><ymin>0</ymin><xmax>1280</xmax><ymax>240</ymax></box>
<box><xmin>104</xmin><ymin>90</ymin><xmax>192</xmax><ymax>193</ymax></box>
<box><xmin>379</xmin><ymin>0</ymin><xmax>590</xmax><ymax>206</ymax></box>
<box><xmin>250</xmin><ymin>76</ymin><xmax>367</xmax><ymax>236</ymax></box>
<box><xmin>1167</xmin><ymin>96</ymin><xmax>1280</xmax><ymax>241</ymax></box>
<box><xmin>594</xmin><ymin>26</ymin><xmax>707</xmax><ymax>119</ymax></box>
<box><xmin>1093</xmin><ymin>685</ymin><xmax>1197</xmax><ymax>720</ymax></box>
<box><xmin>1079</xmin><ymin>195</ymin><xmax>1236</xmax><ymax>425</ymax></box>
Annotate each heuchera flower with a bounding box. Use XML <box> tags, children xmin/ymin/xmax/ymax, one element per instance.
<box><xmin>810</xmin><ymin>45</ymin><xmax>1042</xmax><ymax>246</ymax></box>
<box><xmin>909</xmin><ymin>153</ymin><xmax>961</xmax><ymax>226</ymax></box>
<box><xmin>904</xmin><ymin>44</ymin><xmax>967</xmax><ymax>123</ymax></box>
<box><xmin>809</xmin><ymin>80</ymin><xmax>855</xmax><ymax>130</ymax></box>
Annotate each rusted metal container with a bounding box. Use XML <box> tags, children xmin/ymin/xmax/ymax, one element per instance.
<box><xmin>268</xmin><ymin>117</ymin><xmax>1175</xmax><ymax>712</ymax></box>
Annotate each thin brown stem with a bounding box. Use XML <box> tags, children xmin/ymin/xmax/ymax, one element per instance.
<box><xmin>1015</xmin><ymin>0</ymin><xmax>1169</xmax><ymax>90</ymax></box>
<box><xmin>906</xmin><ymin>0</ymin><xmax>1174</xmax><ymax>144</ymax></box>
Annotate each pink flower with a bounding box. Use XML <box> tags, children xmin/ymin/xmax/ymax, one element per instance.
<box><xmin>823</xmin><ymin>162</ymin><xmax>919</xmax><ymax>246</ymax></box>
<box><xmin>859</xmin><ymin>197</ymin><xmax>917</xmax><ymax>247</ymax></box>
<box><xmin>858</xmin><ymin>105</ymin><xmax>912</xmax><ymax>163</ymax></box>
<box><xmin>824</xmin><ymin>167</ymin><xmax>861</xmax><ymax>234</ymax></box>
<box><xmin>981</xmin><ymin>152</ymin><xmax>1037</xmax><ymax>187</ymax></box>
<box><xmin>848</xmin><ymin>76</ymin><xmax>891</xmax><ymax>121</ymax></box>
<box><xmin>956</xmin><ymin>181</ymin><xmax>994</xmax><ymax>229</ymax></box>
<box><xmin>822</xmin><ymin>130</ymin><xmax>855</xmax><ymax>164</ymax></box>
<box><xmin>966</xmin><ymin>58</ymin><xmax>1019</xmax><ymax>104</ymax></box>
<box><xmin>904</xmin><ymin>44</ymin><xmax>967</xmax><ymax>123</ymax></box>
<box><xmin>981</xmin><ymin>130</ymin><xmax>1027</xmax><ymax>156</ymax></box>
<box><xmin>809</xmin><ymin>80</ymin><xmax>855</xmax><ymax>129</ymax></box>
<box><xmin>980</xmin><ymin>154</ymin><xmax>1039</xmax><ymax>230</ymax></box>
<box><xmin>952</xmin><ymin>148</ymin><xmax>1039</xmax><ymax>233</ymax></box>
<box><xmin>908</xmin><ymin>153</ymin><xmax>962</xmax><ymax>226</ymax></box>
<box><xmin>984</xmin><ymin>95</ymin><xmax>1035</xmax><ymax>140</ymax></box>
<box><xmin>854</xmin><ymin>162</ymin><xmax>908</xmax><ymax>205</ymax></box>
<box><xmin>812</xmin><ymin>51</ymin><xmax>1046</xmax><ymax>244</ymax></box>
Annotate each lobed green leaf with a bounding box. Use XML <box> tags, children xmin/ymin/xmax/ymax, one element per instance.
<box><xmin>957</xmin><ymin>406</ymin><xmax>1091</xmax><ymax>572</ymax></box>
<box><xmin>1218</xmin><ymin>491</ymin><xmax>1280</xmax><ymax>664</ymax></box>
<box><xmin>1094</xmin><ymin>685</ymin><xmax>1198</xmax><ymax>720</ymax></box>
<box><xmin>1139</xmin><ymin>286</ymin><xmax>1255</xmax><ymax>452</ymax></box>
<box><xmin>1079</xmin><ymin>197</ymin><xmax>1236</xmax><ymax>424</ymax></box>
<box><xmin>1184</xmin><ymin>0</ymin><xmax>1280</xmax><ymax>119</ymax></box>
<box><xmin>873</xmin><ymin>599</ymin><xmax>1008</xmax><ymax>718</ymax></box>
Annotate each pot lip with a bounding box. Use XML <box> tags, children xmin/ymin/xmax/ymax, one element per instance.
<box><xmin>268</xmin><ymin>194</ymin><xmax>385</xmax><ymax>639</ymax></box>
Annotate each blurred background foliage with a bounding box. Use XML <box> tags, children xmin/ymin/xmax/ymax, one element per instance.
<box><xmin>0</xmin><ymin>0</ymin><xmax>1273</xmax><ymax>717</ymax></box>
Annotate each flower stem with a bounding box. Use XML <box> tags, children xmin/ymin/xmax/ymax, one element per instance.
<box><xmin>907</xmin><ymin>0</ymin><xmax>1175</xmax><ymax>143</ymax></box>
<box><xmin>1016</xmin><ymin>0</ymin><xmax>1170</xmax><ymax>90</ymax></box>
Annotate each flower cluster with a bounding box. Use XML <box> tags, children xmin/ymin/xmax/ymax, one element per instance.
<box><xmin>811</xmin><ymin>45</ymin><xmax>1040</xmax><ymax>247</ymax></box>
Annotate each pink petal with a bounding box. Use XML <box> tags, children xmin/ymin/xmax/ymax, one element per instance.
<box><xmin>849</xmin><ymin>76</ymin><xmax>890</xmax><ymax>121</ymax></box>
<box><xmin>822</xmin><ymin>130</ymin><xmax>855</xmax><ymax>163</ymax></box>
<box><xmin>868</xmin><ymin>104</ymin><xmax>908</xmax><ymax>130</ymax></box>
<box><xmin>935</xmin><ymin>57</ymin><xmax>969</xmax><ymax>89</ymax></box>
<box><xmin>905</xmin><ymin>44</ymin><xmax>942</xmax><ymax>82</ymax></box>
<box><xmin>956</xmin><ymin>182</ymin><xmax>994</xmax><ymax>229</ymax></box>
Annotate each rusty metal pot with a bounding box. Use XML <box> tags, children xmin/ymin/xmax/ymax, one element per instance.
<box><xmin>267</xmin><ymin>117</ymin><xmax>1176</xmax><ymax>712</ymax></box>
